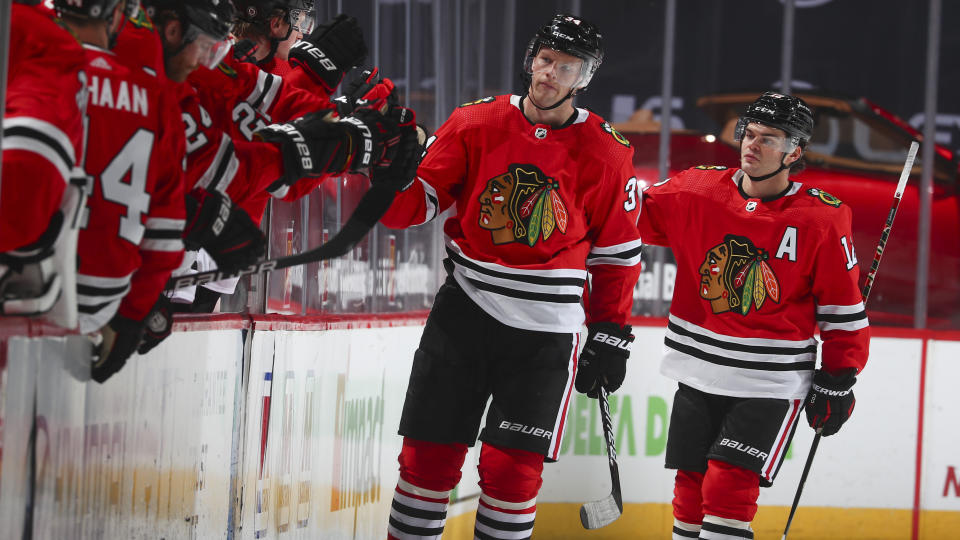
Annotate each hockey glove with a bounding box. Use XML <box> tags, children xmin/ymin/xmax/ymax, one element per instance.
<box><xmin>137</xmin><ymin>294</ymin><xmax>175</xmax><ymax>355</ymax></box>
<box><xmin>805</xmin><ymin>368</ymin><xmax>857</xmax><ymax>437</ymax></box>
<box><xmin>91</xmin><ymin>313</ymin><xmax>145</xmax><ymax>383</ymax></box>
<box><xmin>184</xmin><ymin>188</ymin><xmax>266</xmax><ymax>273</ymax></box>
<box><xmin>289</xmin><ymin>14</ymin><xmax>368</xmax><ymax>93</ymax></box>
<box><xmin>370</xmin><ymin>107</ymin><xmax>425</xmax><ymax>192</ymax></box>
<box><xmin>0</xmin><ymin>212</ymin><xmax>65</xmax><ymax>316</ymax></box>
<box><xmin>333</xmin><ymin>68</ymin><xmax>398</xmax><ymax>117</ymax></box>
<box><xmin>574</xmin><ymin>322</ymin><xmax>634</xmax><ymax>398</ymax></box>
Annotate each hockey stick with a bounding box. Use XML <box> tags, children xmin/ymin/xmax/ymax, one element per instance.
<box><xmin>580</xmin><ymin>386</ymin><xmax>623</xmax><ymax>529</ymax></box>
<box><xmin>782</xmin><ymin>140</ymin><xmax>919</xmax><ymax>540</ymax></box>
<box><xmin>163</xmin><ymin>180</ymin><xmax>398</xmax><ymax>292</ymax></box>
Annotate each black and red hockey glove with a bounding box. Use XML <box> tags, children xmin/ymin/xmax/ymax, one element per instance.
<box><xmin>183</xmin><ymin>188</ymin><xmax>266</xmax><ymax>273</ymax></box>
<box><xmin>137</xmin><ymin>294</ymin><xmax>174</xmax><ymax>355</ymax></box>
<box><xmin>333</xmin><ymin>68</ymin><xmax>398</xmax><ymax>117</ymax></box>
<box><xmin>575</xmin><ymin>322</ymin><xmax>634</xmax><ymax>398</ymax></box>
<box><xmin>92</xmin><ymin>313</ymin><xmax>146</xmax><ymax>383</ymax></box>
<box><xmin>288</xmin><ymin>14</ymin><xmax>367</xmax><ymax>93</ymax></box>
<box><xmin>369</xmin><ymin>107</ymin><xmax>425</xmax><ymax>193</ymax></box>
<box><xmin>805</xmin><ymin>368</ymin><xmax>857</xmax><ymax>436</ymax></box>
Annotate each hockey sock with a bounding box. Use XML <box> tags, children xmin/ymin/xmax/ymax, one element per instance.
<box><xmin>672</xmin><ymin>469</ymin><xmax>706</xmax><ymax>527</ymax></box>
<box><xmin>673</xmin><ymin>519</ymin><xmax>702</xmax><ymax>539</ymax></box>
<box><xmin>699</xmin><ymin>515</ymin><xmax>753</xmax><ymax>540</ymax></box>
<box><xmin>387</xmin><ymin>438</ymin><xmax>468</xmax><ymax>540</ymax></box>
<box><xmin>701</xmin><ymin>459</ymin><xmax>760</xmax><ymax>523</ymax></box>
<box><xmin>474</xmin><ymin>443</ymin><xmax>544</xmax><ymax>540</ymax></box>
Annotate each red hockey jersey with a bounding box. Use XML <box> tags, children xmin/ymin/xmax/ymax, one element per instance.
<box><xmin>381</xmin><ymin>95</ymin><xmax>643</xmax><ymax>333</ymax></box>
<box><xmin>637</xmin><ymin>166</ymin><xmax>870</xmax><ymax>399</ymax></box>
<box><xmin>76</xmin><ymin>45</ymin><xmax>186</xmax><ymax>332</ymax></box>
<box><xmin>1</xmin><ymin>4</ymin><xmax>86</xmax><ymax>251</ymax></box>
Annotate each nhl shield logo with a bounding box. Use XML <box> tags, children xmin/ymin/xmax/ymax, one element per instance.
<box><xmin>534</xmin><ymin>127</ymin><xmax>548</xmax><ymax>139</ymax></box>
<box><xmin>745</xmin><ymin>199</ymin><xmax>759</xmax><ymax>212</ymax></box>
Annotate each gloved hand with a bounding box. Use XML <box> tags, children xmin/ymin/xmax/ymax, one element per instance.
<box><xmin>333</xmin><ymin>68</ymin><xmax>398</xmax><ymax>117</ymax></box>
<box><xmin>370</xmin><ymin>107</ymin><xmax>425</xmax><ymax>192</ymax></box>
<box><xmin>288</xmin><ymin>14</ymin><xmax>367</xmax><ymax>92</ymax></box>
<box><xmin>805</xmin><ymin>368</ymin><xmax>857</xmax><ymax>436</ymax></box>
<box><xmin>574</xmin><ymin>322</ymin><xmax>634</xmax><ymax>398</ymax></box>
<box><xmin>137</xmin><ymin>294</ymin><xmax>174</xmax><ymax>355</ymax></box>
<box><xmin>91</xmin><ymin>313</ymin><xmax>145</xmax><ymax>383</ymax></box>
<box><xmin>183</xmin><ymin>188</ymin><xmax>266</xmax><ymax>273</ymax></box>
<box><xmin>0</xmin><ymin>212</ymin><xmax>64</xmax><ymax>316</ymax></box>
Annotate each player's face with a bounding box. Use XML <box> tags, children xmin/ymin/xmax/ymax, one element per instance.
<box><xmin>739</xmin><ymin>123</ymin><xmax>799</xmax><ymax>177</ymax></box>
<box><xmin>529</xmin><ymin>47</ymin><xmax>581</xmax><ymax>103</ymax></box>
<box><xmin>271</xmin><ymin>13</ymin><xmax>303</xmax><ymax>61</ymax></box>
<box><xmin>698</xmin><ymin>244</ymin><xmax>728</xmax><ymax>300</ymax></box>
<box><xmin>478</xmin><ymin>173</ymin><xmax>515</xmax><ymax>231</ymax></box>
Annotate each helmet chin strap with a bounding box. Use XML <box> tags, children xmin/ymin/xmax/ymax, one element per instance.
<box><xmin>526</xmin><ymin>87</ymin><xmax>575</xmax><ymax>111</ymax></box>
<box><xmin>748</xmin><ymin>154</ymin><xmax>790</xmax><ymax>181</ymax></box>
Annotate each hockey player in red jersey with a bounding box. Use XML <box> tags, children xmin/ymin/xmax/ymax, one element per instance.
<box><xmin>380</xmin><ymin>14</ymin><xmax>642</xmax><ymax>539</ymax></box>
<box><xmin>637</xmin><ymin>92</ymin><xmax>870</xmax><ymax>539</ymax></box>
<box><xmin>1</xmin><ymin>0</ymin><xmax>88</xmax><ymax>319</ymax></box>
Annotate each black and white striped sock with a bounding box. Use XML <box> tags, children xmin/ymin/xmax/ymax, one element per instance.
<box><xmin>673</xmin><ymin>518</ymin><xmax>701</xmax><ymax>539</ymax></box>
<box><xmin>699</xmin><ymin>514</ymin><xmax>754</xmax><ymax>539</ymax></box>
<box><xmin>387</xmin><ymin>478</ymin><xmax>451</xmax><ymax>540</ymax></box>
<box><xmin>473</xmin><ymin>492</ymin><xmax>536</xmax><ymax>539</ymax></box>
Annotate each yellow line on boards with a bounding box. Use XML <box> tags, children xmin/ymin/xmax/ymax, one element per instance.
<box><xmin>443</xmin><ymin>503</ymin><xmax>960</xmax><ymax>539</ymax></box>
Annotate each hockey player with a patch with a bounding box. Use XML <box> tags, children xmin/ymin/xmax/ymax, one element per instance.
<box><xmin>382</xmin><ymin>94</ymin><xmax>643</xmax><ymax>330</ymax></box>
<box><xmin>0</xmin><ymin>3</ymin><xmax>88</xmax><ymax>319</ymax></box>
<box><xmin>638</xmin><ymin>166</ymin><xmax>869</xmax><ymax>399</ymax></box>
<box><xmin>640</xmin><ymin>92</ymin><xmax>870</xmax><ymax>540</ymax></box>
<box><xmin>76</xmin><ymin>44</ymin><xmax>186</xmax><ymax>335</ymax></box>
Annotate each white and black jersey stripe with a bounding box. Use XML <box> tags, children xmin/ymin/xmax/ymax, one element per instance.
<box><xmin>407</xmin><ymin>178</ymin><xmax>439</xmax><ymax>226</ymax></box>
<box><xmin>586</xmin><ymin>238</ymin><xmax>643</xmax><ymax>267</ymax></box>
<box><xmin>661</xmin><ymin>315</ymin><xmax>817</xmax><ymax>399</ymax></box>
<box><xmin>816</xmin><ymin>302</ymin><xmax>868</xmax><ymax>332</ymax></box>
<box><xmin>244</xmin><ymin>70</ymin><xmax>281</xmax><ymax>119</ymax></box>
<box><xmin>76</xmin><ymin>272</ymin><xmax>133</xmax><ymax>333</ymax></box>
<box><xmin>700</xmin><ymin>515</ymin><xmax>754</xmax><ymax>539</ymax></box>
<box><xmin>194</xmin><ymin>133</ymin><xmax>239</xmax><ymax>193</ymax></box>
<box><xmin>445</xmin><ymin>241</ymin><xmax>587</xmax><ymax>333</ymax></box>
<box><xmin>141</xmin><ymin>217</ymin><xmax>185</xmax><ymax>253</ymax></box>
<box><xmin>2</xmin><ymin>117</ymin><xmax>77</xmax><ymax>185</ymax></box>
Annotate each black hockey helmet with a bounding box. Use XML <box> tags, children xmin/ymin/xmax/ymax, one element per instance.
<box><xmin>54</xmin><ymin>0</ymin><xmax>125</xmax><ymax>21</ymax></box>
<box><xmin>735</xmin><ymin>92</ymin><xmax>815</xmax><ymax>150</ymax></box>
<box><xmin>143</xmin><ymin>0</ymin><xmax>236</xmax><ymax>41</ymax></box>
<box><xmin>523</xmin><ymin>13</ymin><xmax>604</xmax><ymax>91</ymax></box>
<box><xmin>233</xmin><ymin>0</ymin><xmax>315</xmax><ymax>34</ymax></box>
<box><xmin>143</xmin><ymin>0</ymin><xmax>236</xmax><ymax>68</ymax></box>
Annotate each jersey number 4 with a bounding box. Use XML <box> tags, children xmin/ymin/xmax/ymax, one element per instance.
<box><xmin>99</xmin><ymin>129</ymin><xmax>154</xmax><ymax>245</ymax></box>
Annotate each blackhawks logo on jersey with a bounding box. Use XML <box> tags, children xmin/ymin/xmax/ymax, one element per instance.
<box><xmin>478</xmin><ymin>164</ymin><xmax>568</xmax><ymax>246</ymax></box>
<box><xmin>459</xmin><ymin>96</ymin><xmax>496</xmax><ymax>108</ymax></box>
<box><xmin>699</xmin><ymin>234</ymin><xmax>781</xmax><ymax>316</ymax></box>
<box><xmin>806</xmin><ymin>187</ymin><xmax>842</xmax><ymax>207</ymax></box>
<box><xmin>695</xmin><ymin>165</ymin><xmax>728</xmax><ymax>170</ymax></box>
<box><xmin>600</xmin><ymin>122</ymin><xmax>631</xmax><ymax>147</ymax></box>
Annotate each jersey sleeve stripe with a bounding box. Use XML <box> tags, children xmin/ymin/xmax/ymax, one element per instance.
<box><xmin>420</xmin><ymin>180</ymin><xmax>439</xmax><ymax>225</ymax></box>
<box><xmin>196</xmin><ymin>133</ymin><xmax>239</xmax><ymax>192</ymax></box>
<box><xmin>145</xmin><ymin>217</ymin><xmax>186</xmax><ymax>230</ymax></box>
<box><xmin>247</xmin><ymin>70</ymin><xmax>280</xmax><ymax>117</ymax></box>
<box><xmin>3</xmin><ymin>129</ymin><xmax>74</xmax><ymax>184</ymax></box>
<box><xmin>77</xmin><ymin>272</ymin><xmax>133</xmax><ymax>289</ymax></box>
<box><xmin>815</xmin><ymin>303</ymin><xmax>866</xmax><ymax>315</ymax></box>
<box><xmin>3</xmin><ymin>117</ymin><xmax>77</xmax><ymax>164</ymax></box>
<box><xmin>586</xmin><ymin>240</ymin><xmax>643</xmax><ymax>267</ymax></box>
<box><xmin>141</xmin><ymin>238</ymin><xmax>185</xmax><ymax>252</ymax></box>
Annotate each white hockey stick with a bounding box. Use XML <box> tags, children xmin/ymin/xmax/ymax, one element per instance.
<box><xmin>580</xmin><ymin>386</ymin><xmax>623</xmax><ymax>529</ymax></box>
<box><xmin>782</xmin><ymin>140</ymin><xmax>919</xmax><ymax>540</ymax></box>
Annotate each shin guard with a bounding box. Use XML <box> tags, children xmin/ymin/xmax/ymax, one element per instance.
<box><xmin>388</xmin><ymin>438</ymin><xmax>468</xmax><ymax>540</ymax></box>
<box><xmin>475</xmin><ymin>443</ymin><xmax>544</xmax><ymax>540</ymax></box>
